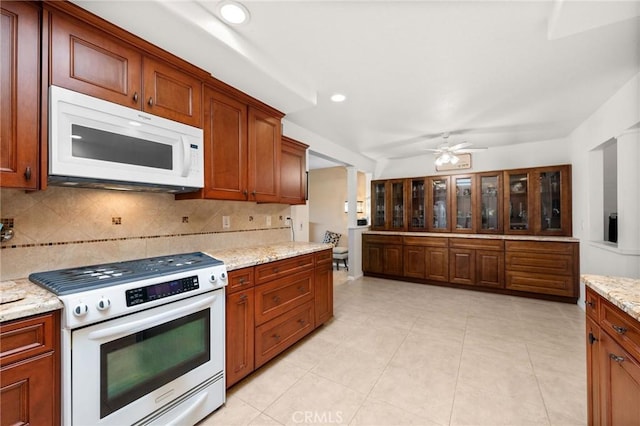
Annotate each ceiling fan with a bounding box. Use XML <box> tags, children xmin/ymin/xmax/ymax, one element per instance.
<box><xmin>425</xmin><ymin>132</ymin><xmax>488</xmax><ymax>166</ymax></box>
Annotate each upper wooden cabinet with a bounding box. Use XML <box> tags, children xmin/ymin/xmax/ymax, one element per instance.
<box><xmin>47</xmin><ymin>5</ymin><xmax>203</xmax><ymax>127</ymax></box>
<box><xmin>248</xmin><ymin>107</ymin><xmax>282</xmax><ymax>203</ymax></box>
<box><xmin>371</xmin><ymin>164</ymin><xmax>572</xmax><ymax>236</ymax></box>
<box><xmin>0</xmin><ymin>1</ymin><xmax>40</xmax><ymax>189</ymax></box>
<box><xmin>280</xmin><ymin>136</ymin><xmax>308</xmax><ymax>205</ymax></box>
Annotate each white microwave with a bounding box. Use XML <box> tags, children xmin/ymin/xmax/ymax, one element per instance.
<box><xmin>49</xmin><ymin>86</ymin><xmax>204</xmax><ymax>193</ymax></box>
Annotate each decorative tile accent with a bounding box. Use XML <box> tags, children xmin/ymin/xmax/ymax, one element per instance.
<box><xmin>112</xmin><ymin>217</ymin><xmax>122</xmax><ymax>225</ymax></box>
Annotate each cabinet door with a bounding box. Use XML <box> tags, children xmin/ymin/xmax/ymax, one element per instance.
<box><xmin>477</xmin><ymin>172</ymin><xmax>502</xmax><ymax>233</ymax></box>
<box><xmin>371</xmin><ymin>181</ymin><xmax>387</xmax><ymax>230</ymax></box>
<box><xmin>586</xmin><ymin>318</ymin><xmax>600</xmax><ymax>426</ymax></box>
<box><xmin>0</xmin><ymin>1</ymin><xmax>40</xmax><ymax>189</ymax></box>
<box><xmin>426</xmin><ymin>247</ymin><xmax>449</xmax><ymax>282</ymax></box>
<box><xmin>599</xmin><ymin>332</ymin><xmax>640</xmax><ymax>425</ymax></box>
<box><xmin>534</xmin><ymin>165</ymin><xmax>572</xmax><ymax>236</ymax></box>
<box><xmin>248</xmin><ymin>107</ymin><xmax>281</xmax><ymax>203</ymax></box>
<box><xmin>202</xmin><ymin>87</ymin><xmax>248</xmax><ymax>201</ymax></box>
<box><xmin>314</xmin><ymin>260</ymin><xmax>333</xmax><ymax>326</ymax></box>
<box><xmin>389</xmin><ymin>179</ymin><xmax>407</xmax><ymax>230</ymax></box>
<box><xmin>504</xmin><ymin>169</ymin><xmax>533</xmax><ymax>233</ymax></box>
<box><xmin>226</xmin><ymin>289</ymin><xmax>254</xmax><ymax>388</ymax></box>
<box><xmin>449</xmin><ymin>248</ymin><xmax>475</xmax><ymax>285</ymax></box>
<box><xmin>476</xmin><ymin>250</ymin><xmax>504</xmax><ymax>288</ymax></box>
<box><xmin>452</xmin><ymin>175</ymin><xmax>475</xmax><ymax>232</ymax></box>
<box><xmin>383</xmin><ymin>245</ymin><xmax>403</xmax><ymax>276</ymax></box>
<box><xmin>403</xmin><ymin>245</ymin><xmax>426</xmax><ymax>279</ymax></box>
<box><xmin>408</xmin><ymin>178</ymin><xmax>427</xmax><ymax>231</ymax></box>
<box><xmin>363</xmin><ymin>243</ymin><xmax>383</xmax><ymax>274</ymax></box>
<box><xmin>1</xmin><ymin>352</ymin><xmax>57</xmax><ymax>426</ymax></box>
<box><xmin>142</xmin><ymin>56</ymin><xmax>202</xmax><ymax>127</ymax></box>
<box><xmin>50</xmin><ymin>12</ymin><xmax>142</xmax><ymax>108</ymax></box>
<box><xmin>428</xmin><ymin>177</ymin><xmax>450</xmax><ymax>232</ymax></box>
<box><xmin>280</xmin><ymin>137</ymin><xmax>308</xmax><ymax>205</ymax></box>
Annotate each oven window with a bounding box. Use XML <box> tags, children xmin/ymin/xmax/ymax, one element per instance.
<box><xmin>100</xmin><ymin>309</ymin><xmax>210</xmax><ymax>418</ymax></box>
<box><xmin>71</xmin><ymin>124</ymin><xmax>173</xmax><ymax>170</ymax></box>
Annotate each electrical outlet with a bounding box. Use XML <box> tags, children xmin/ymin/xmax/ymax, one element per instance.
<box><xmin>266</xmin><ymin>216</ymin><xmax>271</xmax><ymax>226</ymax></box>
<box><xmin>222</xmin><ymin>216</ymin><xmax>230</xmax><ymax>229</ymax></box>
<box><xmin>284</xmin><ymin>217</ymin><xmax>291</xmax><ymax>226</ymax></box>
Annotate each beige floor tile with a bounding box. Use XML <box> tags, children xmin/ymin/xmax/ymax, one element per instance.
<box><xmin>263</xmin><ymin>372</ymin><xmax>366</xmax><ymax>426</ymax></box>
<box><xmin>199</xmin><ymin>393</ymin><xmax>263</xmax><ymax>425</ymax></box>
<box><xmin>341</xmin><ymin>323</ymin><xmax>410</xmax><ymax>359</ymax></box>
<box><xmin>350</xmin><ymin>398</ymin><xmax>443</xmax><ymax>426</ymax></box>
<box><xmin>248</xmin><ymin>413</ymin><xmax>285</xmax><ymax>426</ymax></box>
<box><xmin>390</xmin><ymin>331</ymin><xmax>463</xmax><ymax>375</ymax></box>
<box><xmin>536</xmin><ymin>373</ymin><xmax>587</xmax><ymax>426</ymax></box>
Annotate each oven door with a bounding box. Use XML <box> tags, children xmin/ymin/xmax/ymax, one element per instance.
<box><xmin>70</xmin><ymin>290</ymin><xmax>224</xmax><ymax>425</ymax></box>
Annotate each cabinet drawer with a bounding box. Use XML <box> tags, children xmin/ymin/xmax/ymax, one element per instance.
<box><xmin>585</xmin><ymin>287</ymin><xmax>600</xmax><ymax>320</ymax></box>
<box><xmin>255</xmin><ymin>301</ymin><xmax>314</xmax><ymax>367</ymax></box>
<box><xmin>314</xmin><ymin>249</ymin><xmax>333</xmax><ymax>266</ymax></box>
<box><xmin>403</xmin><ymin>236</ymin><xmax>448</xmax><ymax>247</ymax></box>
<box><xmin>450</xmin><ymin>238</ymin><xmax>503</xmax><ymax>251</ymax></box>
<box><xmin>1</xmin><ymin>313</ymin><xmax>56</xmax><ymax>367</ymax></box>
<box><xmin>506</xmin><ymin>271</ymin><xmax>575</xmax><ymax>297</ymax></box>
<box><xmin>505</xmin><ymin>240</ymin><xmax>575</xmax><ymax>255</ymax></box>
<box><xmin>505</xmin><ymin>252</ymin><xmax>573</xmax><ymax>276</ymax></box>
<box><xmin>363</xmin><ymin>235</ymin><xmax>403</xmax><ymax>245</ymax></box>
<box><xmin>255</xmin><ymin>254</ymin><xmax>313</xmax><ymax>285</ymax></box>
<box><xmin>600</xmin><ymin>299</ymin><xmax>640</xmax><ymax>362</ymax></box>
<box><xmin>227</xmin><ymin>267</ymin><xmax>255</xmax><ymax>295</ymax></box>
<box><xmin>255</xmin><ymin>270</ymin><xmax>314</xmax><ymax>325</ymax></box>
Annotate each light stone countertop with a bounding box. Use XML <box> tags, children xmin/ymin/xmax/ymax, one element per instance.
<box><xmin>1</xmin><ymin>242</ymin><xmax>332</xmax><ymax>323</ymax></box>
<box><xmin>0</xmin><ymin>278</ymin><xmax>64</xmax><ymax>323</ymax></box>
<box><xmin>204</xmin><ymin>242</ymin><xmax>333</xmax><ymax>271</ymax></box>
<box><xmin>582</xmin><ymin>274</ymin><xmax>640</xmax><ymax>322</ymax></box>
<box><xmin>364</xmin><ymin>230</ymin><xmax>579</xmax><ymax>242</ymax></box>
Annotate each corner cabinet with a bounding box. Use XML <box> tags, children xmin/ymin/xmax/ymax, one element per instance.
<box><xmin>586</xmin><ymin>287</ymin><xmax>640</xmax><ymax>426</ymax></box>
<box><xmin>47</xmin><ymin>4</ymin><xmax>204</xmax><ymax>127</ymax></box>
<box><xmin>0</xmin><ymin>1</ymin><xmax>41</xmax><ymax>189</ymax></box>
<box><xmin>1</xmin><ymin>311</ymin><xmax>61</xmax><ymax>426</ymax></box>
<box><xmin>280</xmin><ymin>136</ymin><xmax>308</xmax><ymax>205</ymax></box>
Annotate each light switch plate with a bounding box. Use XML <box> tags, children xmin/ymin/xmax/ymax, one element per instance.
<box><xmin>266</xmin><ymin>216</ymin><xmax>271</xmax><ymax>226</ymax></box>
<box><xmin>222</xmin><ymin>216</ymin><xmax>230</xmax><ymax>229</ymax></box>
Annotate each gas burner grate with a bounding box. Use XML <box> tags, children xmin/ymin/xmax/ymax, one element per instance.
<box><xmin>29</xmin><ymin>252</ymin><xmax>222</xmax><ymax>295</ymax></box>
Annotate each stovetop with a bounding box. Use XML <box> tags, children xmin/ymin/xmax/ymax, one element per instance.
<box><xmin>29</xmin><ymin>252</ymin><xmax>222</xmax><ymax>296</ymax></box>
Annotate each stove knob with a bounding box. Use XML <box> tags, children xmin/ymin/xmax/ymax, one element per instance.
<box><xmin>73</xmin><ymin>303</ymin><xmax>89</xmax><ymax>317</ymax></box>
<box><xmin>209</xmin><ymin>274</ymin><xmax>217</xmax><ymax>283</ymax></box>
<box><xmin>220</xmin><ymin>272</ymin><xmax>227</xmax><ymax>281</ymax></box>
<box><xmin>97</xmin><ymin>298</ymin><xmax>111</xmax><ymax>311</ymax></box>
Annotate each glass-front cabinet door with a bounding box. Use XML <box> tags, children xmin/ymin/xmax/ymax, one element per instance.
<box><xmin>408</xmin><ymin>178</ymin><xmax>427</xmax><ymax>231</ymax></box>
<box><xmin>535</xmin><ymin>165</ymin><xmax>572</xmax><ymax>236</ymax></box>
<box><xmin>504</xmin><ymin>169</ymin><xmax>533</xmax><ymax>233</ymax></box>
<box><xmin>428</xmin><ymin>176</ymin><xmax>450</xmax><ymax>232</ymax></box>
<box><xmin>389</xmin><ymin>179</ymin><xmax>406</xmax><ymax>230</ymax></box>
<box><xmin>371</xmin><ymin>181</ymin><xmax>386</xmax><ymax>230</ymax></box>
<box><xmin>477</xmin><ymin>173</ymin><xmax>502</xmax><ymax>233</ymax></box>
<box><xmin>452</xmin><ymin>175</ymin><xmax>474</xmax><ymax>232</ymax></box>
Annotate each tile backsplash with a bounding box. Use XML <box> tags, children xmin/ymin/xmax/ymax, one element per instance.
<box><xmin>0</xmin><ymin>187</ymin><xmax>291</xmax><ymax>280</ymax></box>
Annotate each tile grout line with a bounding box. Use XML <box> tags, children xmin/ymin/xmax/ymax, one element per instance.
<box><xmin>447</xmin><ymin>310</ymin><xmax>470</xmax><ymax>426</ymax></box>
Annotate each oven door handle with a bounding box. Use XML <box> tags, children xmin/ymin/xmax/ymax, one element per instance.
<box><xmin>166</xmin><ymin>391</ymin><xmax>208</xmax><ymax>425</ymax></box>
<box><xmin>87</xmin><ymin>295</ymin><xmax>216</xmax><ymax>341</ymax></box>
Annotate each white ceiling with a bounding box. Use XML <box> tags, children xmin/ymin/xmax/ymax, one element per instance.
<box><xmin>74</xmin><ymin>1</ymin><xmax>640</xmax><ymax>168</ymax></box>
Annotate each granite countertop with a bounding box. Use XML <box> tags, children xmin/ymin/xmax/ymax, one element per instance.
<box><xmin>204</xmin><ymin>242</ymin><xmax>333</xmax><ymax>271</ymax></box>
<box><xmin>364</xmin><ymin>230</ymin><xmax>579</xmax><ymax>242</ymax></box>
<box><xmin>0</xmin><ymin>242</ymin><xmax>332</xmax><ymax>323</ymax></box>
<box><xmin>582</xmin><ymin>274</ymin><xmax>640</xmax><ymax>322</ymax></box>
<box><xmin>0</xmin><ymin>278</ymin><xmax>64</xmax><ymax>323</ymax></box>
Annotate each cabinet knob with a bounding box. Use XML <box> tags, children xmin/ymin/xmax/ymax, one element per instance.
<box><xmin>251</xmin><ymin>190</ymin><xmax>257</xmax><ymax>197</ymax></box>
<box><xmin>243</xmin><ymin>189</ymin><xmax>248</xmax><ymax>198</ymax></box>
<box><xmin>148</xmin><ymin>97</ymin><xmax>154</xmax><ymax>107</ymax></box>
<box><xmin>133</xmin><ymin>92</ymin><xmax>139</xmax><ymax>103</ymax></box>
<box><xmin>586</xmin><ymin>301</ymin><xmax>595</xmax><ymax>308</ymax></box>
<box><xmin>272</xmin><ymin>333</ymin><xmax>280</xmax><ymax>340</ymax></box>
<box><xmin>609</xmin><ymin>354</ymin><xmax>625</xmax><ymax>364</ymax></box>
<box><xmin>238</xmin><ymin>277</ymin><xmax>246</xmax><ymax>285</ymax></box>
<box><xmin>273</xmin><ymin>295</ymin><xmax>281</xmax><ymax>304</ymax></box>
<box><xmin>239</xmin><ymin>294</ymin><xmax>247</xmax><ymax>301</ymax></box>
<box><xmin>24</xmin><ymin>166</ymin><xmax>31</xmax><ymax>181</ymax></box>
<box><xmin>612</xmin><ymin>325</ymin><xmax>628</xmax><ymax>335</ymax></box>
<box><xmin>588</xmin><ymin>332</ymin><xmax>598</xmax><ymax>345</ymax></box>
<box><xmin>298</xmin><ymin>319</ymin><xmax>306</xmax><ymax>326</ymax></box>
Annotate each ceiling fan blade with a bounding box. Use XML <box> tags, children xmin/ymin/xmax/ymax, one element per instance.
<box><xmin>449</xmin><ymin>142</ymin><xmax>472</xmax><ymax>151</ymax></box>
<box><xmin>455</xmin><ymin>147</ymin><xmax>488</xmax><ymax>153</ymax></box>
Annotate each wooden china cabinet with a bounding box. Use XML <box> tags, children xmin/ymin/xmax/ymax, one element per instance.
<box><xmin>427</xmin><ymin>176</ymin><xmax>451</xmax><ymax>232</ymax></box>
<box><xmin>476</xmin><ymin>172</ymin><xmax>503</xmax><ymax>233</ymax></box>
<box><xmin>370</xmin><ymin>179</ymin><xmax>407</xmax><ymax>231</ymax></box>
<box><xmin>408</xmin><ymin>177</ymin><xmax>428</xmax><ymax>231</ymax></box>
<box><xmin>451</xmin><ymin>174</ymin><xmax>475</xmax><ymax>233</ymax></box>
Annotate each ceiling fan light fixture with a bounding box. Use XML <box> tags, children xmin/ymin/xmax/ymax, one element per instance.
<box><xmin>330</xmin><ymin>93</ymin><xmax>346</xmax><ymax>103</ymax></box>
<box><xmin>450</xmin><ymin>155</ymin><xmax>460</xmax><ymax>165</ymax></box>
<box><xmin>218</xmin><ymin>1</ymin><xmax>250</xmax><ymax>25</ymax></box>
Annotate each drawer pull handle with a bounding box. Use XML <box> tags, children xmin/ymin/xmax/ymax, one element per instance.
<box><xmin>588</xmin><ymin>333</ymin><xmax>598</xmax><ymax>345</ymax></box>
<box><xmin>239</xmin><ymin>294</ymin><xmax>247</xmax><ymax>301</ymax></box>
<box><xmin>273</xmin><ymin>267</ymin><xmax>279</xmax><ymax>273</ymax></box>
<box><xmin>586</xmin><ymin>301</ymin><xmax>595</xmax><ymax>308</ymax></box>
<box><xmin>272</xmin><ymin>334</ymin><xmax>280</xmax><ymax>340</ymax></box>
<box><xmin>273</xmin><ymin>296</ymin><xmax>281</xmax><ymax>304</ymax></box>
<box><xmin>148</xmin><ymin>97</ymin><xmax>154</xmax><ymax>107</ymax></box>
<box><xmin>133</xmin><ymin>92</ymin><xmax>139</xmax><ymax>102</ymax></box>
<box><xmin>610</xmin><ymin>354</ymin><xmax>625</xmax><ymax>363</ymax></box>
<box><xmin>298</xmin><ymin>286</ymin><xmax>305</xmax><ymax>293</ymax></box>
<box><xmin>298</xmin><ymin>319</ymin><xmax>306</xmax><ymax>326</ymax></box>
<box><xmin>612</xmin><ymin>325</ymin><xmax>628</xmax><ymax>335</ymax></box>
<box><xmin>238</xmin><ymin>278</ymin><xmax>246</xmax><ymax>285</ymax></box>
<box><xmin>24</xmin><ymin>166</ymin><xmax>31</xmax><ymax>181</ymax></box>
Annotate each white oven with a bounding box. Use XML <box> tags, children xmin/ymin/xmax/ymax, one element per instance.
<box><xmin>29</xmin><ymin>252</ymin><xmax>227</xmax><ymax>426</ymax></box>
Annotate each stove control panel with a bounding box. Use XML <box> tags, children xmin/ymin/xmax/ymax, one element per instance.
<box><xmin>125</xmin><ymin>275</ymin><xmax>199</xmax><ymax>307</ymax></box>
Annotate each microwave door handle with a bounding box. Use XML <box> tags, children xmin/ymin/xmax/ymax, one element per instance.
<box><xmin>180</xmin><ymin>136</ymin><xmax>191</xmax><ymax>177</ymax></box>
<box><xmin>87</xmin><ymin>295</ymin><xmax>216</xmax><ymax>341</ymax></box>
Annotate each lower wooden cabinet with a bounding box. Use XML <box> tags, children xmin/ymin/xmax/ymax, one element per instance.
<box><xmin>586</xmin><ymin>287</ymin><xmax>640</xmax><ymax>425</ymax></box>
<box><xmin>225</xmin><ymin>249</ymin><xmax>333</xmax><ymax>388</ymax></box>
<box><xmin>1</xmin><ymin>311</ymin><xmax>60</xmax><ymax>426</ymax></box>
<box><xmin>363</xmin><ymin>233</ymin><xmax>577</xmax><ymax>302</ymax></box>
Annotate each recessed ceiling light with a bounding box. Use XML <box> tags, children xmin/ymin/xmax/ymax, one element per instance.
<box><xmin>218</xmin><ymin>1</ymin><xmax>250</xmax><ymax>25</ymax></box>
<box><xmin>330</xmin><ymin>93</ymin><xmax>346</xmax><ymax>103</ymax></box>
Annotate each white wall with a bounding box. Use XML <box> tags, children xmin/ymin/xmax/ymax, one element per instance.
<box><xmin>377</xmin><ymin>137</ymin><xmax>571</xmax><ymax>179</ymax></box>
<box><xmin>570</xmin><ymin>72</ymin><xmax>640</xmax><ymax>280</ymax></box>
